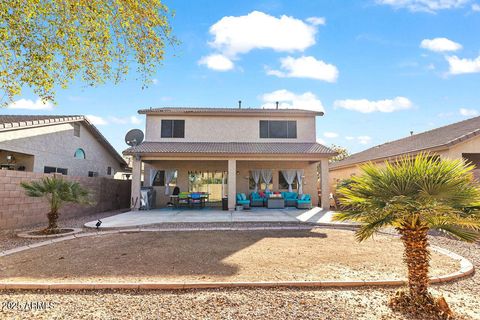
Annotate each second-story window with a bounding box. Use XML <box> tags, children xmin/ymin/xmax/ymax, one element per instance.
<box><xmin>259</xmin><ymin>120</ymin><xmax>297</xmax><ymax>139</ymax></box>
<box><xmin>161</xmin><ymin>120</ymin><xmax>185</xmax><ymax>138</ymax></box>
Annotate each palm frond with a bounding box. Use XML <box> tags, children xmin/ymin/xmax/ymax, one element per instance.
<box><xmin>337</xmin><ymin>152</ymin><xmax>480</xmax><ymax>242</ymax></box>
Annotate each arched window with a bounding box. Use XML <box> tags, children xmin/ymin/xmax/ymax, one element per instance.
<box><xmin>74</xmin><ymin>148</ymin><xmax>86</xmax><ymax>159</ymax></box>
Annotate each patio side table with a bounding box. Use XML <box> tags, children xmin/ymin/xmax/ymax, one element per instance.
<box><xmin>267</xmin><ymin>197</ymin><xmax>285</xmax><ymax>209</ymax></box>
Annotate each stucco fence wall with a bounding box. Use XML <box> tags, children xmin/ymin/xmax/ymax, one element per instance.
<box><xmin>0</xmin><ymin>170</ymin><xmax>131</xmax><ymax>230</ymax></box>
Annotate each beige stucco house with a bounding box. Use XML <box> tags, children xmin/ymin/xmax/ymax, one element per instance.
<box><xmin>330</xmin><ymin>115</ymin><xmax>480</xmax><ymax>192</ymax></box>
<box><xmin>0</xmin><ymin>115</ymin><xmax>127</xmax><ymax>177</ymax></box>
<box><xmin>123</xmin><ymin>107</ymin><xmax>336</xmax><ymax>210</ymax></box>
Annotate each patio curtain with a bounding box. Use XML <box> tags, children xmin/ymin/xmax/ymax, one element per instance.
<box><xmin>251</xmin><ymin>170</ymin><xmax>261</xmax><ymax>192</ymax></box>
<box><xmin>261</xmin><ymin>169</ymin><xmax>273</xmax><ymax>192</ymax></box>
<box><xmin>164</xmin><ymin>170</ymin><xmax>176</xmax><ymax>195</ymax></box>
<box><xmin>296</xmin><ymin>170</ymin><xmax>304</xmax><ymax>194</ymax></box>
<box><xmin>281</xmin><ymin>170</ymin><xmax>297</xmax><ymax>192</ymax></box>
<box><xmin>149</xmin><ymin>169</ymin><xmax>158</xmax><ymax>187</ymax></box>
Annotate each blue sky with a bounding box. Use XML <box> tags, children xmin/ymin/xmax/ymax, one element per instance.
<box><xmin>3</xmin><ymin>0</ymin><xmax>480</xmax><ymax>154</ymax></box>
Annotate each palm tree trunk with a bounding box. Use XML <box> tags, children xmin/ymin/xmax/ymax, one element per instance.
<box><xmin>399</xmin><ymin>226</ymin><xmax>430</xmax><ymax>300</ymax></box>
<box><xmin>47</xmin><ymin>210</ymin><xmax>59</xmax><ymax>231</ymax></box>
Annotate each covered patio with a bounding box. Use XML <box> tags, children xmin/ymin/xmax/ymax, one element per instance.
<box><xmin>124</xmin><ymin>142</ymin><xmax>335</xmax><ymax>211</ymax></box>
<box><xmin>84</xmin><ymin>207</ymin><xmax>343</xmax><ymax>229</ymax></box>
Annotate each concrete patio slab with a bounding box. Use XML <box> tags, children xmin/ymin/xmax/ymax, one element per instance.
<box><xmin>84</xmin><ymin>207</ymin><xmax>355</xmax><ymax>229</ymax></box>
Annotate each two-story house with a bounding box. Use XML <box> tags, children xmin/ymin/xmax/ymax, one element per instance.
<box><xmin>123</xmin><ymin>107</ymin><xmax>336</xmax><ymax>210</ymax></box>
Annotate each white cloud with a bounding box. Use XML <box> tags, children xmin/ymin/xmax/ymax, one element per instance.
<box><xmin>377</xmin><ymin>0</ymin><xmax>470</xmax><ymax>12</ymax></box>
<box><xmin>345</xmin><ymin>135</ymin><xmax>372</xmax><ymax>145</ymax></box>
<box><xmin>261</xmin><ymin>89</ymin><xmax>325</xmax><ymax>113</ymax></box>
<box><xmin>316</xmin><ymin>137</ymin><xmax>326</xmax><ymax>144</ymax></box>
<box><xmin>306</xmin><ymin>17</ymin><xmax>326</xmax><ymax>25</ymax></box>
<box><xmin>130</xmin><ymin>116</ymin><xmax>142</xmax><ymax>125</ymax></box>
<box><xmin>324</xmin><ymin>132</ymin><xmax>339</xmax><ymax>138</ymax></box>
<box><xmin>267</xmin><ymin>56</ymin><xmax>339</xmax><ymax>82</ymax></box>
<box><xmin>85</xmin><ymin>115</ymin><xmax>142</xmax><ymax>126</ymax></box>
<box><xmin>109</xmin><ymin>116</ymin><xmax>128</xmax><ymax>124</ymax></box>
<box><xmin>208</xmin><ymin>11</ymin><xmax>317</xmax><ymax>57</ymax></box>
<box><xmin>152</xmin><ymin>78</ymin><xmax>159</xmax><ymax>85</ymax></box>
<box><xmin>420</xmin><ymin>37</ymin><xmax>462</xmax><ymax>52</ymax></box>
<box><xmin>334</xmin><ymin>96</ymin><xmax>412</xmax><ymax>113</ymax></box>
<box><xmin>446</xmin><ymin>55</ymin><xmax>480</xmax><ymax>74</ymax></box>
<box><xmin>472</xmin><ymin>3</ymin><xmax>480</xmax><ymax>10</ymax></box>
<box><xmin>86</xmin><ymin>115</ymin><xmax>108</xmax><ymax>126</ymax></box>
<box><xmin>459</xmin><ymin>108</ymin><xmax>479</xmax><ymax>116</ymax></box>
<box><xmin>358</xmin><ymin>136</ymin><xmax>372</xmax><ymax>145</ymax></box>
<box><xmin>198</xmin><ymin>54</ymin><xmax>234</xmax><ymax>71</ymax></box>
<box><xmin>7</xmin><ymin>98</ymin><xmax>53</xmax><ymax>110</ymax></box>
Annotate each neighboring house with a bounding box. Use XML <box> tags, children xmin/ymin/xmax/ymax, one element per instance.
<box><xmin>330</xmin><ymin>115</ymin><xmax>480</xmax><ymax>191</ymax></box>
<box><xmin>123</xmin><ymin>107</ymin><xmax>336</xmax><ymax>210</ymax></box>
<box><xmin>0</xmin><ymin>115</ymin><xmax>127</xmax><ymax>177</ymax></box>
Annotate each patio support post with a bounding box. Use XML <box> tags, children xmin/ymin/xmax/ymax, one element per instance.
<box><xmin>131</xmin><ymin>155</ymin><xmax>142</xmax><ymax>210</ymax></box>
<box><xmin>228</xmin><ymin>159</ymin><xmax>236</xmax><ymax>210</ymax></box>
<box><xmin>320</xmin><ymin>158</ymin><xmax>330</xmax><ymax>210</ymax></box>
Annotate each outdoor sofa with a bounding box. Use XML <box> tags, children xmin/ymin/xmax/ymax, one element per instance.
<box><xmin>236</xmin><ymin>193</ymin><xmax>251</xmax><ymax>209</ymax></box>
<box><xmin>250</xmin><ymin>192</ymin><xmax>265</xmax><ymax>207</ymax></box>
<box><xmin>281</xmin><ymin>192</ymin><xmax>298</xmax><ymax>207</ymax></box>
<box><xmin>296</xmin><ymin>194</ymin><xmax>312</xmax><ymax>209</ymax></box>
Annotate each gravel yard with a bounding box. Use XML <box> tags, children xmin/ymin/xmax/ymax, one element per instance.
<box><xmin>0</xmin><ymin>229</ymin><xmax>459</xmax><ymax>283</ymax></box>
<box><xmin>0</xmin><ymin>212</ymin><xmax>478</xmax><ymax>319</ymax></box>
<box><xmin>0</xmin><ymin>210</ymin><xmax>124</xmax><ymax>252</ymax></box>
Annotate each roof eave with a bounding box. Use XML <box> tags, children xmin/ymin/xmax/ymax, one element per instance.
<box><xmin>329</xmin><ymin>145</ymin><xmax>450</xmax><ymax>171</ymax></box>
<box><xmin>137</xmin><ymin>109</ymin><xmax>324</xmax><ymax>117</ymax></box>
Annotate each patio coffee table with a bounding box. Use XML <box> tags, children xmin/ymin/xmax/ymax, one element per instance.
<box><xmin>267</xmin><ymin>197</ymin><xmax>285</xmax><ymax>209</ymax></box>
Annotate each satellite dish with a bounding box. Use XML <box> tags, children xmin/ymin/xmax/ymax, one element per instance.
<box><xmin>125</xmin><ymin>129</ymin><xmax>144</xmax><ymax>147</ymax></box>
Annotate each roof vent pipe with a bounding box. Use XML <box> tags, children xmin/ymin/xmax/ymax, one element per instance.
<box><xmin>238</xmin><ymin>100</ymin><xmax>242</xmax><ymax>109</ymax></box>
<box><xmin>276</xmin><ymin>101</ymin><xmax>279</xmax><ymax>109</ymax></box>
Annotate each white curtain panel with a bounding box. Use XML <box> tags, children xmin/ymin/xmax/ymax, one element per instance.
<box><xmin>251</xmin><ymin>169</ymin><xmax>261</xmax><ymax>192</ymax></box>
<box><xmin>164</xmin><ymin>170</ymin><xmax>176</xmax><ymax>195</ymax></box>
<box><xmin>149</xmin><ymin>169</ymin><xmax>158</xmax><ymax>187</ymax></box>
<box><xmin>281</xmin><ymin>170</ymin><xmax>297</xmax><ymax>192</ymax></box>
<box><xmin>296</xmin><ymin>170</ymin><xmax>304</xmax><ymax>194</ymax></box>
<box><xmin>261</xmin><ymin>169</ymin><xmax>273</xmax><ymax>192</ymax></box>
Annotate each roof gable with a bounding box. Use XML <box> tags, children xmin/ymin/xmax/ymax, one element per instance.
<box><xmin>0</xmin><ymin>115</ymin><xmax>127</xmax><ymax>167</ymax></box>
<box><xmin>331</xmin><ymin>115</ymin><xmax>480</xmax><ymax>169</ymax></box>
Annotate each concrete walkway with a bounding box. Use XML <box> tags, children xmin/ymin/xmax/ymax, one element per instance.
<box><xmin>85</xmin><ymin>207</ymin><xmax>352</xmax><ymax>229</ymax></box>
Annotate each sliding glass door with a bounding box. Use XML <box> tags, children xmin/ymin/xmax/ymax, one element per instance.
<box><xmin>188</xmin><ymin>171</ymin><xmax>227</xmax><ymax>202</ymax></box>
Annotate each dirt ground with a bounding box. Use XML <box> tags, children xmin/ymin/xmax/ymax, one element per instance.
<box><xmin>0</xmin><ymin>228</ymin><xmax>478</xmax><ymax>319</ymax></box>
<box><xmin>0</xmin><ymin>229</ymin><xmax>459</xmax><ymax>283</ymax></box>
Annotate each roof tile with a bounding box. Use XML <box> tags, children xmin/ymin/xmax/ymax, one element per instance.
<box><xmin>138</xmin><ymin>107</ymin><xmax>323</xmax><ymax>116</ymax></box>
<box><xmin>123</xmin><ymin>142</ymin><xmax>336</xmax><ymax>156</ymax></box>
<box><xmin>331</xmin><ymin>115</ymin><xmax>480</xmax><ymax>169</ymax></box>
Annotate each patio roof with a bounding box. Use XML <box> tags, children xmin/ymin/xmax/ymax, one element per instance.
<box><xmin>123</xmin><ymin>142</ymin><xmax>336</xmax><ymax>157</ymax></box>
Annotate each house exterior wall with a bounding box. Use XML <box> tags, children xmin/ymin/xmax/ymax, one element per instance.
<box><xmin>146</xmin><ymin>160</ymin><xmax>319</xmax><ymax>207</ymax></box>
<box><xmin>0</xmin><ymin>122</ymin><xmax>122</xmax><ymax>177</ymax></box>
<box><xmin>145</xmin><ymin>115</ymin><xmax>316</xmax><ymax>143</ymax></box>
<box><xmin>442</xmin><ymin>136</ymin><xmax>480</xmax><ymax>159</ymax></box>
<box><xmin>329</xmin><ymin>136</ymin><xmax>480</xmax><ymax>193</ymax></box>
<box><xmin>329</xmin><ymin>165</ymin><xmax>364</xmax><ymax>192</ymax></box>
<box><xmin>0</xmin><ymin>170</ymin><xmax>131</xmax><ymax>230</ymax></box>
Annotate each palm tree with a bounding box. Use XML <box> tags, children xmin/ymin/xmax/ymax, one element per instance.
<box><xmin>334</xmin><ymin>153</ymin><xmax>480</xmax><ymax>318</ymax></box>
<box><xmin>21</xmin><ymin>176</ymin><xmax>90</xmax><ymax>233</ymax></box>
